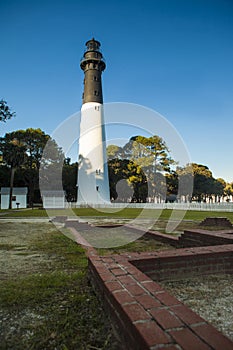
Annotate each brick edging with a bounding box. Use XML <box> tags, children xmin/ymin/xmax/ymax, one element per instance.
<box><xmin>63</xmin><ymin>220</ymin><xmax>233</xmax><ymax>349</ymax></box>
<box><xmin>88</xmin><ymin>246</ymin><xmax>233</xmax><ymax>350</ymax></box>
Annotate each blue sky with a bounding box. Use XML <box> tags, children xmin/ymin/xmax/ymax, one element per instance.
<box><xmin>1</xmin><ymin>0</ymin><xmax>233</xmax><ymax>182</ymax></box>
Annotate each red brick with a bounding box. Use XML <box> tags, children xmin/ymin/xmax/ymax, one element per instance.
<box><xmin>113</xmin><ymin>290</ymin><xmax>135</xmax><ymax>305</ymax></box>
<box><xmin>117</xmin><ymin>274</ymin><xmax>135</xmax><ymax>285</ymax></box>
<box><xmin>105</xmin><ymin>262</ymin><xmax>119</xmax><ymax>269</ymax></box>
<box><xmin>133</xmin><ymin>271</ymin><xmax>151</xmax><ymax>282</ymax></box>
<box><xmin>150</xmin><ymin>308</ymin><xmax>183</xmax><ymax>329</ymax></box>
<box><xmin>124</xmin><ymin>265</ymin><xmax>139</xmax><ymax>274</ymax></box>
<box><xmin>99</xmin><ymin>272</ymin><xmax>115</xmax><ymax>282</ymax></box>
<box><xmin>125</xmin><ymin>283</ymin><xmax>146</xmax><ymax>296</ymax></box>
<box><xmin>110</xmin><ymin>268</ymin><xmax>127</xmax><ymax>276</ymax></box>
<box><xmin>141</xmin><ymin>281</ymin><xmax>164</xmax><ymax>293</ymax></box>
<box><xmin>151</xmin><ymin>346</ymin><xmax>179</xmax><ymax>350</ymax></box>
<box><xmin>170</xmin><ymin>304</ymin><xmax>205</xmax><ymax>325</ymax></box>
<box><xmin>122</xmin><ymin>303</ymin><xmax>151</xmax><ymax>322</ymax></box>
<box><xmin>105</xmin><ymin>281</ymin><xmax>122</xmax><ymax>292</ymax></box>
<box><xmin>191</xmin><ymin>323</ymin><xmax>233</xmax><ymax>350</ymax></box>
<box><xmin>169</xmin><ymin>328</ymin><xmax>211</xmax><ymax>350</ymax></box>
<box><xmin>136</xmin><ymin>294</ymin><xmax>161</xmax><ymax>309</ymax></box>
<box><xmin>155</xmin><ymin>292</ymin><xmax>181</xmax><ymax>306</ymax></box>
<box><xmin>101</xmin><ymin>257</ymin><xmax>114</xmax><ymax>263</ymax></box>
<box><xmin>94</xmin><ymin>265</ymin><xmax>108</xmax><ymax>274</ymax></box>
<box><xmin>89</xmin><ymin>256</ymin><xmax>101</xmax><ymax>263</ymax></box>
<box><xmin>135</xmin><ymin>321</ymin><xmax>171</xmax><ymax>347</ymax></box>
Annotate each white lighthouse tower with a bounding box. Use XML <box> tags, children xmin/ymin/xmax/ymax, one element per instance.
<box><xmin>77</xmin><ymin>38</ymin><xmax>110</xmax><ymax>204</ymax></box>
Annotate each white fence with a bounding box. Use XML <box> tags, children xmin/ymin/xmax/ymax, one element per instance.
<box><xmin>70</xmin><ymin>202</ymin><xmax>233</xmax><ymax>212</ymax></box>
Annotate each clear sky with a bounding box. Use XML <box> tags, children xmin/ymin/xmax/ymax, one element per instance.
<box><xmin>1</xmin><ymin>0</ymin><xmax>233</xmax><ymax>182</ymax></box>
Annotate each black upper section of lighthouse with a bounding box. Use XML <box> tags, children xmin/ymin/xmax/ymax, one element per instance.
<box><xmin>80</xmin><ymin>38</ymin><xmax>106</xmax><ymax>104</ymax></box>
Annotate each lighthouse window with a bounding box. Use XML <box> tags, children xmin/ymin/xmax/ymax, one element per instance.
<box><xmin>96</xmin><ymin>186</ymin><xmax>99</xmax><ymax>191</ymax></box>
<box><xmin>93</xmin><ymin>76</ymin><xmax>98</xmax><ymax>81</ymax></box>
<box><xmin>93</xmin><ymin>64</ymin><xmax>96</xmax><ymax>69</ymax></box>
<box><xmin>94</xmin><ymin>90</ymin><xmax>99</xmax><ymax>96</ymax></box>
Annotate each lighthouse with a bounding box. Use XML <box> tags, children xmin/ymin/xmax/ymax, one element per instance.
<box><xmin>77</xmin><ymin>38</ymin><xmax>110</xmax><ymax>204</ymax></box>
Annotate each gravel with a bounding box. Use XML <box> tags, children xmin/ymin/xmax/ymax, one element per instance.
<box><xmin>162</xmin><ymin>274</ymin><xmax>233</xmax><ymax>340</ymax></box>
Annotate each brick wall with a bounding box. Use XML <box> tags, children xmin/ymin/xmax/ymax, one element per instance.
<box><xmin>131</xmin><ymin>245</ymin><xmax>233</xmax><ymax>281</ymax></box>
<box><xmin>88</xmin><ymin>245</ymin><xmax>233</xmax><ymax>349</ymax></box>
<box><xmin>178</xmin><ymin>229</ymin><xmax>233</xmax><ymax>248</ymax></box>
<box><xmin>64</xmin><ymin>219</ymin><xmax>233</xmax><ymax>349</ymax></box>
<box><xmin>144</xmin><ymin>228</ymin><xmax>233</xmax><ymax>248</ymax></box>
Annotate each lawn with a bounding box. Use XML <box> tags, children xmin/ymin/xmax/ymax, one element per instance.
<box><xmin>2</xmin><ymin>207</ymin><xmax>233</xmax><ymax>222</ymax></box>
<box><xmin>0</xmin><ymin>222</ymin><xmax>119</xmax><ymax>350</ymax></box>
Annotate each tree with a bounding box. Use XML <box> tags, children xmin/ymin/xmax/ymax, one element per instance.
<box><xmin>39</xmin><ymin>137</ymin><xmax>65</xmax><ymax>193</ymax></box>
<box><xmin>213</xmin><ymin>178</ymin><xmax>225</xmax><ymax>202</ymax></box>
<box><xmin>177</xmin><ymin>163</ymin><xmax>223</xmax><ymax>202</ymax></box>
<box><xmin>165</xmin><ymin>171</ymin><xmax>178</xmax><ymax>201</ymax></box>
<box><xmin>176</xmin><ymin>164</ymin><xmax>194</xmax><ymax>202</ymax></box>
<box><xmin>123</xmin><ymin>135</ymin><xmax>175</xmax><ymax>173</ymax></box>
<box><xmin>108</xmin><ymin>158</ymin><xmax>147</xmax><ymax>202</ymax></box>
<box><xmin>0</xmin><ymin>128</ymin><xmax>64</xmax><ymax>208</ymax></box>
<box><xmin>12</xmin><ymin>129</ymin><xmax>51</xmax><ymax>206</ymax></box>
<box><xmin>107</xmin><ymin>135</ymin><xmax>175</xmax><ymax>202</ymax></box>
<box><xmin>62</xmin><ymin>159</ymin><xmax>78</xmax><ymax>202</ymax></box>
<box><xmin>107</xmin><ymin>145</ymin><xmax>124</xmax><ymax>160</ymax></box>
<box><xmin>0</xmin><ymin>134</ymin><xmax>26</xmax><ymax>208</ymax></box>
<box><xmin>127</xmin><ymin>160</ymin><xmax>148</xmax><ymax>202</ymax></box>
<box><xmin>0</xmin><ymin>100</ymin><xmax>15</xmax><ymax>123</ymax></box>
<box><xmin>9</xmin><ymin>128</ymin><xmax>65</xmax><ymax>206</ymax></box>
<box><xmin>224</xmin><ymin>182</ymin><xmax>233</xmax><ymax>201</ymax></box>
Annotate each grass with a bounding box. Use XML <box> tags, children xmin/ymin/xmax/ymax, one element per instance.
<box><xmin>0</xmin><ymin>208</ymin><xmax>49</xmax><ymax>217</ymax></box>
<box><xmin>97</xmin><ymin>235</ymin><xmax>172</xmax><ymax>255</ymax></box>
<box><xmin>0</xmin><ymin>224</ymin><xmax>119</xmax><ymax>350</ymax></box>
<box><xmin>2</xmin><ymin>207</ymin><xmax>233</xmax><ymax>222</ymax></box>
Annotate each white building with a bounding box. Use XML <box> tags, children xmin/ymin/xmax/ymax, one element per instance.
<box><xmin>0</xmin><ymin>187</ymin><xmax>28</xmax><ymax>209</ymax></box>
<box><xmin>41</xmin><ymin>191</ymin><xmax>65</xmax><ymax>209</ymax></box>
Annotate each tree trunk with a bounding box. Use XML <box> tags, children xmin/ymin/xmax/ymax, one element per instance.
<box><xmin>8</xmin><ymin>166</ymin><xmax>16</xmax><ymax>209</ymax></box>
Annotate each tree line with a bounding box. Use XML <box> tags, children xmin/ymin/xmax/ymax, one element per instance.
<box><xmin>0</xmin><ymin>100</ymin><xmax>76</xmax><ymax>208</ymax></box>
<box><xmin>1</xmin><ymin>100</ymin><xmax>233</xmax><ymax>207</ymax></box>
<box><xmin>107</xmin><ymin>137</ymin><xmax>233</xmax><ymax>203</ymax></box>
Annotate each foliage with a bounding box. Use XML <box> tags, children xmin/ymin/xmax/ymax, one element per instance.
<box><xmin>108</xmin><ymin>158</ymin><xmax>146</xmax><ymax>202</ymax></box>
<box><xmin>224</xmin><ymin>182</ymin><xmax>233</xmax><ymax>198</ymax></box>
<box><xmin>0</xmin><ymin>133</ymin><xmax>26</xmax><ymax>168</ymax></box>
<box><xmin>107</xmin><ymin>135</ymin><xmax>175</xmax><ymax>202</ymax></box>
<box><xmin>0</xmin><ymin>99</ymin><xmax>15</xmax><ymax>123</ymax></box>
<box><xmin>0</xmin><ymin>128</ymin><xmax>65</xmax><ymax>207</ymax></box>
<box><xmin>126</xmin><ymin>135</ymin><xmax>175</xmax><ymax>173</ymax></box>
<box><xmin>62</xmin><ymin>160</ymin><xmax>78</xmax><ymax>202</ymax></box>
<box><xmin>177</xmin><ymin>163</ymin><xmax>226</xmax><ymax>202</ymax></box>
<box><xmin>107</xmin><ymin>137</ymin><xmax>232</xmax><ymax>203</ymax></box>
